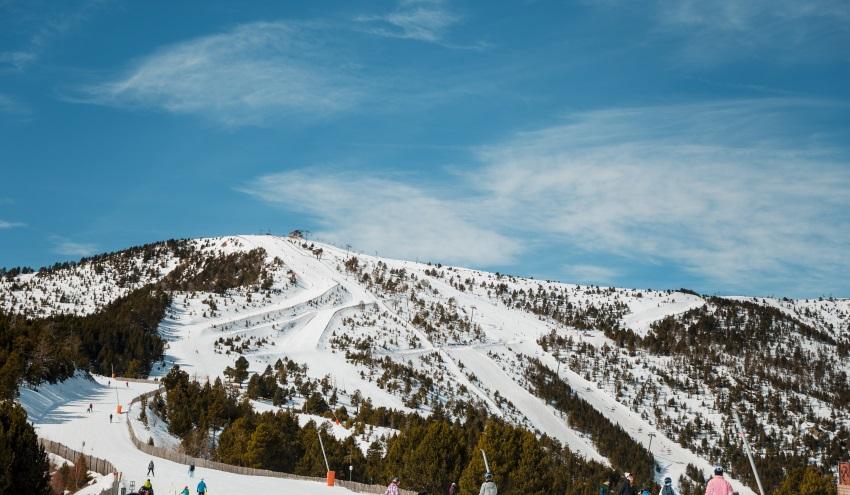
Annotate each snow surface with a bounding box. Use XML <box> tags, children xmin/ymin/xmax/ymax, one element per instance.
<box><xmin>22</xmin><ymin>374</ymin><xmax>358</xmax><ymax>494</ymax></box>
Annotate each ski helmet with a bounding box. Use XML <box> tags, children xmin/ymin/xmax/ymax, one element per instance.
<box><xmin>664</xmin><ymin>477</ymin><xmax>672</xmax><ymax>485</ymax></box>
<box><xmin>714</xmin><ymin>466</ymin><xmax>724</xmax><ymax>476</ymax></box>
<box><xmin>485</xmin><ymin>472</ymin><xmax>493</xmax><ymax>481</ymax></box>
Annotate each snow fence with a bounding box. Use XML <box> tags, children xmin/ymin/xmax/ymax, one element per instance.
<box><xmin>127</xmin><ymin>386</ymin><xmax>418</xmax><ymax>495</ymax></box>
<box><xmin>39</xmin><ymin>437</ymin><xmax>119</xmax><ymax>495</ymax></box>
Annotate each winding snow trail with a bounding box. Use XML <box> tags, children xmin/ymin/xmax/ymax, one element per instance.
<box><xmin>22</xmin><ymin>375</ymin><xmax>357</xmax><ymax>495</ymax></box>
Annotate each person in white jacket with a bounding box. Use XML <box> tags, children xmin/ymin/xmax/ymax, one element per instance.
<box><xmin>479</xmin><ymin>472</ymin><xmax>497</xmax><ymax>495</ymax></box>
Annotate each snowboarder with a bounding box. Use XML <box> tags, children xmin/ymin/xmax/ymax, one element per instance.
<box><xmin>479</xmin><ymin>472</ymin><xmax>497</xmax><ymax>495</ymax></box>
<box><xmin>197</xmin><ymin>478</ymin><xmax>208</xmax><ymax>495</ymax></box>
<box><xmin>385</xmin><ymin>477</ymin><xmax>401</xmax><ymax>495</ymax></box>
<box><xmin>180</xmin><ymin>486</ymin><xmax>190</xmax><ymax>495</ymax></box>
<box><xmin>147</xmin><ymin>459</ymin><xmax>155</xmax><ymax>476</ymax></box>
<box><xmin>449</xmin><ymin>482</ymin><xmax>458</xmax><ymax>495</ymax></box>
<box><xmin>704</xmin><ymin>467</ymin><xmax>734</xmax><ymax>495</ymax></box>
<box><xmin>139</xmin><ymin>479</ymin><xmax>154</xmax><ymax>495</ymax></box>
<box><xmin>658</xmin><ymin>477</ymin><xmax>674</xmax><ymax>495</ymax></box>
<box><xmin>616</xmin><ymin>472</ymin><xmax>636</xmax><ymax>495</ymax></box>
<box><xmin>188</xmin><ymin>461</ymin><xmax>196</xmax><ymax>478</ymax></box>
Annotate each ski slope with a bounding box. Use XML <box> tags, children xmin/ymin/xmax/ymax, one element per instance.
<box><xmin>449</xmin><ymin>346</ymin><xmax>608</xmax><ymax>465</ymax></box>
<box><xmin>13</xmin><ymin>234</ymin><xmax>835</xmax><ymax>495</ymax></box>
<box><xmin>22</xmin><ymin>374</ymin><xmax>359</xmax><ymax>494</ymax></box>
<box><xmin>146</xmin><ymin>236</ymin><xmax>760</xmax><ymax>492</ymax></box>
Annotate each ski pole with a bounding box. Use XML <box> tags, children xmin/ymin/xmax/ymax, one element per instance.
<box><xmin>480</xmin><ymin>449</ymin><xmax>491</xmax><ymax>473</ymax></box>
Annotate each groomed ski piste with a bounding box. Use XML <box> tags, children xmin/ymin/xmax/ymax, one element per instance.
<box><xmin>22</xmin><ymin>373</ymin><xmax>361</xmax><ymax>494</ymax></box>
<box><xmin>18</xmin><ymin>234</ymin><xmax>838</xmax><ymax>493</ymax></box>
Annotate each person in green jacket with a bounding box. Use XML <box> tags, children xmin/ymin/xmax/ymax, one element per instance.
<box><xmin>180</xmin><ymin>486</ymin><xmax>190</xmax><ymax>495</ymax></box>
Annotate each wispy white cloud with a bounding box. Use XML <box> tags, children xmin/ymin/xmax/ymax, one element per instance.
<box><xmin>0</xmin><ymin>0</ymin><xmax>109</xmax><ymax>71</ymax></box>
<box><xmin>0</xmin><ymin>94</ymin><xmax>24</xmax><ymax>113</ymax></box>
<box><xmin>52</xmin><ymin>239</ymin><xmax>97</xmax><ymax>257</ymax></box>
<box><xmin>473</xmin><ymin>99</ymin><xmax>850</xmax><ymax>294</ymax></box>
<box><xmin>355</xmin><ymin>0</ymin><xmax>481</xmax><ymax>48</ymax></box>
<box><xmin>242</xmin><ymin>99</ymin><xmax>850</xmax><ymax>296</ymax></box>
<box><xmin>657</xmin><ymin>0</ymin><xmax>850</xmax><ymax>33</ymax></box>
<box><xmin>0</xmin><ymin>51</ymin><xmax>36</xmax><ymax>70</ymax></box>
<box><xmin>0</xmin><ymin>220</ymin><xmax>26</xmax><ymax>229</ymax></box>
<box><xmin>239</xmin><ymin>170</ymin><xmax>521</xmax><ymax>266</ymax></box>
<box><xmin>597</xmin><ymin>0</ymin><xmax>850</xmax><ymax>65</ymax></box>
<box><xmin>79</xmin><ymin>21</ymin><xmax>363</xmax><ymax>126</ymax></box>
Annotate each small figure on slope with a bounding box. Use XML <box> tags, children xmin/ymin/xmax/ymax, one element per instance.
<box><xmin>138</xmin><ymin>478</ymin><xmax>154</xmax><ymax>495</ymax></box>
<box><xmin>658</xmin><ymin>477</ymin><xmax>674</xmax><ymax>495</ymax></box>
<box><xmin>146</xmin><ymin>459</ymin><xmax>155</xmax><ymax>477</ymax></box>
<box><xmin>197</xmin><ymin>478</ymin><xmax>208</xmax><ymax>495</ymax></box>
<box><xmin>705</xmin><ymin>467</ymin><xmax>734</xmax><ymax>495</ymax></box>
<box><xmin>479</xmin><ymin>472</ymin><xmax>497</xmax><ymax>495</ymax></box>
<box><xmin>385</xmin><ymin>477</ymin><xmax>401</xmax><ymax>495</ymax></box>
<box><xmin>180</xmin><ymin>486</ymin><xmax>190</xmax><ymax>495</ymax></box>
<box><xmin>617</xmin><ymin>472</ymin><xmax>636</xmax><ymax>495</ymax></box>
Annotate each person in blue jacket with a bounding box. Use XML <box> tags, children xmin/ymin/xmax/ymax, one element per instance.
<box><xmin>197</xmin><ymin>478</ymin><xmax>207</xmax><ymax>495</ymax></box>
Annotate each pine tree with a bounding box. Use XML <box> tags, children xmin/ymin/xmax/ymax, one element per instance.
<box><xmin>246</xmin><ymin>422</ymin><xmax>279</xmax><ymax>468</ymax></box>
<box><xmin>232</xmin><ymin>356</ymin><xmax>250</xmax><ymax>384</ymax></box>
<box><xmin>773</xmin><ymin>466</ymin><xmax>836</xmax><ymax>495</ymax></box>
<box><xmin>0</xmin><ymin>401</ymin><xmax>51</xmax><ymax>495</ymax></box>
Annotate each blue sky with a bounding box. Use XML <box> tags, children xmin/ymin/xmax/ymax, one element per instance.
<box><xmin>1</xmin><ymin>0</ymin><xmax>849</xmax><ymax>297</ymax></box>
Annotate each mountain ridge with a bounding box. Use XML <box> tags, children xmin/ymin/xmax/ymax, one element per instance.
<box><xmin>4</xmin><ymin>234</ymin><xmax>849</xmax><ymax>495</ymax></box>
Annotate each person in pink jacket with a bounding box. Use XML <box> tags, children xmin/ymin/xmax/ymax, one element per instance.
<box><xmin>385</xmin><ymin>477</ymin><xmax>401</xmax><ymax>495</ymax></box>
<box><xmin>705</xmin><ymin>467</ymin><xmax>734</xmax><ymax>495</ymax></box>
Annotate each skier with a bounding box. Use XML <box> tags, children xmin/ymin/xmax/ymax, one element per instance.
<box><xmin>109</xmin><ymin>413</ymin><xmax>113</xmax><ymax>423</ymax></box>
<box><xmin>449</xmin><ymin>482</ymin><xmax>458</xmax><ymax>495</ymax></box>
<box><xmin>138</xmin><ymin>479</ymin><xmax>154</xmax><ymax>495</ymax></box>
<box><xmin>188</xmin><ymin>461</ymin><xmax>196</xmax><ymax>478</ymax></box>
<box><xmin>639</xmin><ymin>489</ymin><xmax>652</xmax><ymax>495</ymax></box>
<box><xmin>616</xmin><ymin>472</ymin><xmax>636</xmax><ymax>495</ymax></box>
<box><xmin>197</xmin><ymin>478</ymin><xmax>208</xmax><ymax>495</ymax></box>
<box><xmin>658</xmin><ymin>477</ymin><xmax>674</xmax><ymax>495</ymax></box>
<box><xmin>479</xmin><ymin>472</ymin><xmax>497</xmax><ymax>495</ymax></box>
<box><xmin>180</xmin><ymin>487</ymin><xmax>190</xmax><ymax>495</ymax></box>
<box><xmin>704</xmin><ymin>467</ymin><xmax>734</xmax><ymax>495</ymax></box>
<box><xmin>385</xmin><ymin>477</ymin><xmax>401</xmax><ymax>495</ymax></box>
<box><xmin>147</xmin><ymin>459</ymin><xmax>155</xmax><ymax>477</ymax></box>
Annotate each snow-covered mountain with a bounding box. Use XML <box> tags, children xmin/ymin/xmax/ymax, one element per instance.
<box><xmin>5</xmin><ymin>234</ymin><xmax>849</xmax><ymax>494</ymax></box>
